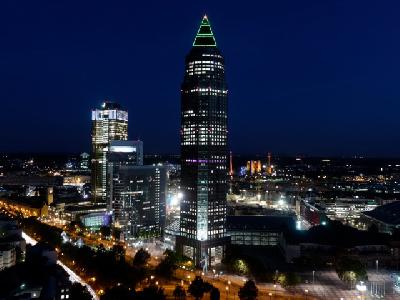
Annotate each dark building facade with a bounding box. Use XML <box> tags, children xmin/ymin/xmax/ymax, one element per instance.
<box><xmin>111</xmin><ymin>165</ymin><xmax>167</xmax><ymax>241</ymax></box>
<box><xmin>91</xmin><ymin>102</ymin><xmax>128</xmax><ymax>203</ymax></box>
<box><xmin>107</xmin><ymin>140</ymin><xmax>143</xmax><ymax>226</ymax></box>
<box><xmin>176</xmin><ymin>16</ymin><xmax>229</xmax><ymax>267</ymax></box>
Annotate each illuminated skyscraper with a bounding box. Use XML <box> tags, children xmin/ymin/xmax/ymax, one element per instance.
<box><xmin>176</xmin><ymin>15</ymin><xmax>229</xmax><ymax>266</ymax></box>
<box><xmin>91</xmin><ymin>101</ymin><xmax>128</xmax><ymax>202</ymax></box>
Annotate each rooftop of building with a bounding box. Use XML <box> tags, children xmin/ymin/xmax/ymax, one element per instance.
<box><xmin>64</xmin><ymin>203</ymin><xmax>106</xmax><ymax>212</ymax></box>
<box><xmin>1</xmin><ymin>196</ymin><xmax>47</xmax><ymax>208</ymax></box>
<box><xmin>193</xmin><ymin>15</ymin><xmax>217</xmax><ymax>47</ymax></box>
<box><xmin>100</xmin><ymin>101</ymin><xmax>123</xmax><ymax>110</ymax></box>
<box><xmin>362</xmin><ymin>200</ymin><xmax>400</xmax><ymax>225</ymax></box>
<box><xmin>287</xmin><ymin>220</ymin><xmax>390</xmax><ymax>246</ymax></box>
<box><xmin>227</xmin><ymin>215</ymin><xmax>296</xmax><ymax>232</ymax></box>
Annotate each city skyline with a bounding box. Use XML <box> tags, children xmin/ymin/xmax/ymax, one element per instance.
<box><xmin>2</xmin><ymin>4</ymin><xmax>400</xmax><ymax>300</ymax></box>
<box><xmin>2</xmin><ymin>1</ymin><xmax>400</xmax><ymax>156</ymax></box>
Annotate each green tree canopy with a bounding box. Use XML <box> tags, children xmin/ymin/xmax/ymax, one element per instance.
<box><xmin>239</xmin><ymin>280</ymin><xmax>258</xmax><ymax>300</ymax></box>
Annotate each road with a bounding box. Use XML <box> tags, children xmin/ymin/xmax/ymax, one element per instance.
<box><xmin>173</xmin><ymin>269</ymin><xmax>316</xmax><ymax>300</ymax></box>
<box><xmin>290</xmin><ymin>270</ymin><xmax>399</xmax><ymax>300</ymax></box>
<box><xmin>22</xmin><ymin>231</ymin><xmax>99</xmax><ymax>300</ymax></box>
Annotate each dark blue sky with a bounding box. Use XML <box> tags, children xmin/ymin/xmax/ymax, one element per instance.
<box><xmin>1</xmin><ymin>1</ymin><xmax>400</xmax><ymax>156</ymax></box>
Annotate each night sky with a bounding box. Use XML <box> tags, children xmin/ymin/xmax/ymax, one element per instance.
<box><xmin>1</xmin><ymin>1</ymin><xmax>400</xmax><ymax>156</ymax></box>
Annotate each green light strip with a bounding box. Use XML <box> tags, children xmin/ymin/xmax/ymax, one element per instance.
<box><xmin>193</xmin><ymin>15</ymin><xmax>217</xmax><ymax>47</ymax></box>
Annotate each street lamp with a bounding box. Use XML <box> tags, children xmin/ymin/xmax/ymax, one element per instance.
<box><xmin>225</xmin><ymin>286</ymin><xmax>229</xmax><ymax>300</ymax></box>
<box><xmin>312</xmin><ymin>270</ymin><xmax>315</xmax><ymax>284</ymax></box>
<box><xmin>305</xmin><ymin>289</ymin><xmax>309</xmax><ymax>300</ymax></box>
<box><xmin>268</xmin><ymin>292</ymin><xmax>273</xmax><ymax>300</ymax></box>
<box><xmin>356</xmin><ymin>281</ymin><xmax>366</xmax><ymax>300</ymax></box>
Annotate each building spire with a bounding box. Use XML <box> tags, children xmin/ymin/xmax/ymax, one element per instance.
<box><xmin>193</xmin><ymin>15</ymin><xmax>217</xmax><ymax>47</ymax></box>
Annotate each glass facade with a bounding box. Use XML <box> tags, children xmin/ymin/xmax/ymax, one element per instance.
<box><xmin>106</xmin><ymin>140</ymin><xmax>143</xmax><ymax>226</ymax></box>
<box><xmin>91</xmin><ymin>102</ymin><xmax>128</xmax><ymax>203</ymax></box>
<box><xmin>177</xmin><ymin>16</ymin><xmax>229</xmax><ymax>267</ymax></box>
<box><xmin>111</xmin><ymin>165</ymin><xmax>167</xmax><ymax>240</ymax></box>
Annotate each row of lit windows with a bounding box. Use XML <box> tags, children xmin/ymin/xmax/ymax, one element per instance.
<box><xmin>202</xmin><ymin>53</ymin><xmax>223</xmax><ymax>58</ymax></box>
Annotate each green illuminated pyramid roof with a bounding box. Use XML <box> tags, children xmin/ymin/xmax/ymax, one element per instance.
<box><xmin>193</xmin><ymin>15</ymin><xmax>217</xmax><ymax>47</ymax></box>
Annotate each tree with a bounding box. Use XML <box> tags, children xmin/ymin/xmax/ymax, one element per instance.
<box><xmin>112</xmin><ymin>227</ymin><xmax>122</xmax><ymax>240</ymax></box>
<box><xmin>210</xmin><ymin>287</ymin><xmax>220</xmax><ymax>300</ymax></box>
<box><xmin>100</xmin><ymin>285</ymin><xmax>134</xmax><ymax>300</ymax></box>
<box><xmin>188</xmin><ymin>276</ymin><xmax>207</xmax><ymax>300</ymax></box>
<box><xmin>100</xmin><ymin>226</ymin><xmax>111</xmax><ymax>237</ymax></box>
<box><xmin>335</xmin><ymin>256</ymin><xmax>367</xmax><ymax>283</ymax></box>
<box><xmin>156</xmin><ymin>255</ymin><xmax>176</xmax><ymax>278</ymax></box>
<box><xmin>112</xmin><ymin>243</ymin><xmax>126</xmax><ymax>262</ymax></box>
<box><xmin>133</xmin><ymin>248</ymin><xmax>151</xmax><ymax>266</ymax></box>
<box><xmin>238</xmin><ymin>280</ymin><xmax>258</xmax><ymax>300</ymax></box>
<box><xmin>70</xmin><ymin>282</ymin><xmax>92</xmax><ymax>300</ymax></box>
<box><xmin>137</xmin><ymin>285</ymin><xmax>166</xmax><ymax>300</ymax></box>
<box><xmin>277</xmin><ymin>272</ymin><xmax>301</xmax><ymax>287</ymax></box>
<box><xmin>173</xmin><ymin>285</ymin><xmax>186</xmax><ymax>300</ymax></box>
<box><xmin>233</xmin><ymin>259</ymin><xmax>249</xmax><ymax>275</ymax></box>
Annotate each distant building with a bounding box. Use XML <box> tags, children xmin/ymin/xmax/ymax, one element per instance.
<box><xmin>300</xmin><ymin>198</ymin><xmax>377</xmax><ymax>226</ymax></box>
<box><xmin>246</xmin><ymin>160</ymin><xmax>262</xmax><ymax>175</ymax></box>
<box><xmin>111</xmin><ymin>165</ymin><xmax>167</xmax><ymax>240</ymax></box>
<box><xmin>0</xmin><ymin>197</ymin><xmax>49</xmax><ymax>218</ymax></box>
<box><xmin>80</xmin><ymin>212</ymin><xmax>110</xmax><ymax>227</ymax></box>
<box><xmin>227</xmin><ymin>215</ymin><xmax>294</xmax><ymax>248</ymax></box>
<box><xmin>91</xmin><ymin>101</ymin><xmax>128</xmax><ymax>202</ymax></box>
<box><xmin>361</xmin><ymin>201</ymin><xmax>400</xmax><ymax>233</ymax></box>
<box><xmin>61</xmin><ymin>203</ymin><xmax>107</xmax><ymax>223</ymax></box>
<box><xmin>79</xmin><ymin>152</ymin><xmax>90</xmax><ymax>170</ymax></box>
<box><xmin>108</xmin><ymin>140</ymin><xmax>143</xmax><ymax>166</ymax></box>
<box><xmin>0</xmin><ymin>176</ymin><xmax>63</xmax><ymax>187</ymax></box>
<box><xmin>0</xmin><ymin>214</ymin><xmax>26</xmax><ymax>270</ymax></box>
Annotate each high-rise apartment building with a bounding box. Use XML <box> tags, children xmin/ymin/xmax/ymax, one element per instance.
<box><xmin>91</xmin><ymin>101</ymin><xmax>128</xmax><ymax>202</ymax></box>
<box><xmin>176</xmin><ymin>16</ymin><xmax>229</xmax><ymax>267</ymax></box>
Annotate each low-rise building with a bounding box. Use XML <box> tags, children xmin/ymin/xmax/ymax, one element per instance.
<box><xmin>0</xmin><ymin>197</ymin><xmax>48</xmax><ymax>218</ymax></box>
<box><xmin>360</xmin><ymin>200</ymin><xmax>400</xmax><ymax>234</ymax></box>
<box><xmin>0</xmin><ymin>245</ymin><xmax>16</xmax><ymax>270</ymax></box>
<box><xmin>227</xmin><ymin>215</ymin><xmax>294</xmax><ymax>248</ymax></box>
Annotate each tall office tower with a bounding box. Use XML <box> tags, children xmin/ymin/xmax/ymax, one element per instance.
<box><xmin>91</xmin><ymin>101</ymin><xmax>128</xmax><ymax>203</ymax></box>
<box><xmin>111</xmin><ymin>165</ymin><xmax>167</xmax><ymax>240</ymax></box>
<box><xmin>107</xmin><ymin>140</ymin><xmax>143</xmax><ymax>225</ymax></box>
<box><xmin>176</xmin><ymin>15</ymin><xmax>229</xmax><ymax>267</ymax></box>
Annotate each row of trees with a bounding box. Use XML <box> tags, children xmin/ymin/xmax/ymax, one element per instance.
<box><xmin>20</xmin><ymin>217</ymin><xmax>151</xmax><ymax>289</ymax></box>
<box><xmin>99</xmin><ymin>275</ymin><xmax>259</xmax><ymax>300</ymax></box>
<box><xmin>335</xmin><ymin>256</ymin><xmax>368</xmax><ymax>283</ymax></box>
